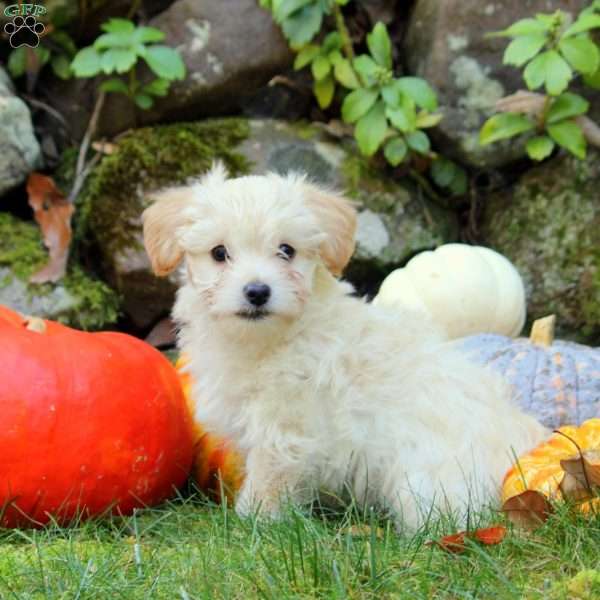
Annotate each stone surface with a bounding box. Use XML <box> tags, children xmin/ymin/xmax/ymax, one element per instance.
<box><xmin>0</xmin><ymin>212</ymin><xmax>120</xmax><ymax>330</ymax></box>
<box><xmin>481</xmin><ymin>149</ymin><xmax>600</xmax><ymax>344</ymax></box>
<box><xmin>403</xmin><ymin>0</ymin><xmax>591</xmax><ymax>168</ymax></box>
<box><xmin>83</xmin><ymin>118</ymin><xmax>458</xmax><ymax>328</ymax></box>
<box><xmin>44</xmin><ymin>0</ymin><xmax>293</xmax><ymax>140</ymax></box>
<box><xmin>0</xmin><ymin>68</ymin><xmax>42</xmax><ymax>196</ymax></box>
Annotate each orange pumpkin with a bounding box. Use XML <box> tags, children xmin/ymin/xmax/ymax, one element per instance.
<box><xmin>176</xmin><ymin>355</ymin><xmax>244</xmax><ymax>502</ymax></box>
<box><xmin>502</xmin><ymin>418</ymin><xmax>600</xmax><ymax>512</ymax></box>
<box><xmin>0</xmin><ymin>306</ymin><xmax>195</xmax><ymax>527</ymax></box>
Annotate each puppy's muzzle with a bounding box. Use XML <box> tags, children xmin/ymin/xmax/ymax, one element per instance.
<box><xmin>243</xmin><ymin>282</ymin><xmax>271</xmax><ymax>307</ymax></box>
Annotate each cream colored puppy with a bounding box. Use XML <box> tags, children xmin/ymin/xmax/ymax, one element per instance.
<box><xmin>143</xmin><ymin>164</ymin><xmax>547</xmax><ymax>530</ymax></box>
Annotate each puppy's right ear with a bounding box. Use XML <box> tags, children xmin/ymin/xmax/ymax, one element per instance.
<box><xmin>142</xmin><ymin>187</ymin><xmax>195</xmax><ymax>276</ymax></box>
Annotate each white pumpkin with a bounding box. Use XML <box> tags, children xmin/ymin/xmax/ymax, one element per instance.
<box><xmin>372</xmin><ymin>244</ymin><xmax>526</xmax><ymax>339</ymax></box>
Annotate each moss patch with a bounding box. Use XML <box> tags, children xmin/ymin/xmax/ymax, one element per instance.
<box><xmin>0</xmin><ymin>212</ymin><xmax>120</xmax><ymax>330</ymax></box>
<box><xmin>83</xmin><ymin>118</ymin><xmax>251</xmax><ymax>262</ymax></box>
<box><xmin>482</xmin><ymin>150</ymin><xmax>600</xmax><ymax>344</ymax></box>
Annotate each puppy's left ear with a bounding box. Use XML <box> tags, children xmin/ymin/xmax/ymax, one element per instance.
<box><xmin>303</xmin><ymin>184</ymin><xmax>357</xmax><ymax>276</ymax></box>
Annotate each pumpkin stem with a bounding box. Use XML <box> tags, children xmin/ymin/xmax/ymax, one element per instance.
<box><xmin>23</xmin><ymin>316</ymin><xmax>47</xmax><ymax>334</ymax></box>
<box><xmin>529</xmin><ymin>315</ymin><xmax>555</xmax><ymax>347</ymax></box>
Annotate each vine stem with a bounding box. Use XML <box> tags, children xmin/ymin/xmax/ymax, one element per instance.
<box><xmin>332</xmin><ymin>3</ymin><xmax>354</xmax><ymax>61</ymax></box>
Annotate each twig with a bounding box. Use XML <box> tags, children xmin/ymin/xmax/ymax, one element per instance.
<box><xmin>23</xmin><ymin>95</ymin><xmax>69</xmax><ymax>128</ymax></box>
<box><xmin>69</xmin><ymin>91</ymin><xmax>105</xmax><ymax>203</ymax></box>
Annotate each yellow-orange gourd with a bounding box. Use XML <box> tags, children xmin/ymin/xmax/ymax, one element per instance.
<box><xmin>502</xmin><ymin>418</ymin><xmax>600</xmax><ymax>512</ymax></box>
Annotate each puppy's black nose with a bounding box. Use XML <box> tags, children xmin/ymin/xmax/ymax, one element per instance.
<box><xmin>244</xmin><ymin>282</ymin><xmax>271</xmax><ymax>307</ymax></box>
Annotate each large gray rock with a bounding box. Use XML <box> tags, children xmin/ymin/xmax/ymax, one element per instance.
<box><xmin>44</xmin><ymin>0</ymin><xmax>293</xmax><ymax>140</ymax></box>
<box><xmin>0</xmin><ymin>212</ymin><xmax>119</xmax><ymax>330</ymax></box>
<box><xmin>403</xmin><ymin>0</ymin><xmax>591</xmax><ymax>168</ymax></box>
<box><xmin>0</xmin><ymin>68</ymin><xmax>42</xmax><ymax>195</ymax></box>
<box><xmin>482</xmin><ymin>149</ymin><xmax>600</xmax><ymax>344</ymax></box>
<box><xmin>83</xmin><ymin>118</ymin><xmax>458</xmax><ymax>328</ymax></box>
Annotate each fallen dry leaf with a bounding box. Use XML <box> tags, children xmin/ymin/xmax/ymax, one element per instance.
<box><xmin>561</xmin><ymin>450</ymin><xmax>600</xmax><ymax>490</ymax></box>
<box><xmin>145</xmin><ymin>317</ymin><xmax>177</xmax><ymax>348</ymax></box>
<box><xmin>473</xmin><ymin>525</ymin><xmax>507</xmax><ymax>545</ymax></box>
<box><xmin>27</xmin><ymin>173</ymin><xmax>74</xmax><ymax>284</ymax></box>
<box><xmin>559</xmin><ymin>472</ymin><xmax>593</xmax><ymax>503</ymax></box>
<box><xmin>91</xmin><ymin>140</ymin><xmax>117</xmax><ymax>155</ymax></box>
<box><xmin>428</xmin><ymin>525</ymin><xmax>506</xmax><ymax>554</ymax></box>
<box><xmin>502</xmin><ymin>490</ymin><xmax>552</xmax><ymax>530</ymax></box>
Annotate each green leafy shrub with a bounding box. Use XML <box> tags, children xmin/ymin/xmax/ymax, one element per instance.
<box><xmin>480</xmin><ymin>2</ymin><xmax>600</xmax><ymax>161</ymax></box>
<box><xmin>71</xmin><ymin>18</ymin><xmax>186</xmax><ymax>109</ymax></box>
<box><xmin>260</xmin><ymin>0</ymin><xmax>467</xmax><ymax>196</ymax></box>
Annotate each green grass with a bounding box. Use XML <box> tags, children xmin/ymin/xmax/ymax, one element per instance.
<box><xmin>1</xmin><ymin>494</ymin><xmax>600</xmax><ymax>599</ymax></box>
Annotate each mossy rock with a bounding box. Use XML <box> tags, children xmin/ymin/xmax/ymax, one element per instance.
<box><xmin>83</xmin><ymin>118</ymin><xmax>458</xmax><ymax>327</ymax></box>
<box><xmin>0</xmin><ymin>213</ymin><xmax>119</xmax><ymax>330</ymax></box>
<box><xmin>482</xmin><ymin>149</ymin><xmax>600</xmax><ymax>344</ymax></box>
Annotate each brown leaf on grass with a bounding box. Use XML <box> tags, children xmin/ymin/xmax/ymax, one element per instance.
<box><xmin>561</xmin><ymin>450</ymin><xmax>600</xmax><ymax>488</ymax></box>
<box><xmin>502</xmin><ymin>490</ymin><xmax>552</xmax><ymax>530</ymax></box>
<box><xmin>428</xmin><ymin>525</ymin><xmax>506</xmax><ymax>554</ymax></box>
<box><xmin>473</xmin><ymin>525</ymin><xmax>507</xmax><ymax>545</ymax></box>
<box><xmin>26</xmin><ymin>173</ymin><xmax>73</xmax><ymax>284</ymax></box>
<box><xmin>559</xmin><ymin>472</ymin><xmax>593</xmax><ymax>503</ymax></box>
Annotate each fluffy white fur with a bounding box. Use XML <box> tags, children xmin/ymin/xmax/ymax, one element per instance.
<box><xmin>143</xmin><ymin>165</ymin><xmax>548</xmax><ymax>530</ymax></box>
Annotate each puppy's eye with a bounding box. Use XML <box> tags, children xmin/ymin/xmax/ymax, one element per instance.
<box><xmin>278</xmin><ymin>243</ymin><xmax>296</xmax><ymax>260</ymax></box>
<box><xmin>211</xmin><ymin>245</ymin><xmax>229</xmax><ymax>262</ymax></box>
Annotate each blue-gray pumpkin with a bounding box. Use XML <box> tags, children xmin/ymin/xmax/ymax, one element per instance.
<box><xmin>459</xmin><ymin>316</ymin><xmax>600</xmax><ymax>429</ymax></box>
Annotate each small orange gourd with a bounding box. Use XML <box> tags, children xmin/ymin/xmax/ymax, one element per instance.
<box><xmin>502</xmin><ymin>418</ymin><xmax>600</xmax><ymax>512</ymax></box>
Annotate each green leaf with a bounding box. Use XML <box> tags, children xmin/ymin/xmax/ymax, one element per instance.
<box><xmin>547</xmin><ymin>119</ymin><xmax>586</xmax><ymax>158</ymax></box>
<box><xmin>430</xmin><ymin>157</ymin><xmax>456</xmax><ymax>187</ymax></box>
<box><xmin>99</xmin><ymin>77</ymin><xmax>129</xmax><ymax>94</ymax></box>
<box><xmin>35</xmin><ymin>46</ymin><xmax>51</xmax><ymax>66</ymax></box>
<box><xmin>100</xmin><ymin>18</ymin><xmax>135</xmax><ymax>34</ymax></box>
<box><xmin>367</xmin><ymin>22</ymin><xmax>392</xmax><ymax>69</ymax></box>
<box><xmin>142</xmin><ymin>78</ymin><xmax>171</xmax><ymax>97</ymax></box>
<box><xmin>134</xmin><ymin>93</ymin><xmax>154</xmax><ymax>109</ymax></box>
<box><xmin>143</xmin><ymin>45</ymin><xmax>186</xmax><ymax>80</ymax></box>
<box><xmin>526</xmin><ymin>136</ymin><xmax>555</xmax><ymax>160</ymax></box>
<box><xmin>405</xmin><ymin>130</ymin><xmax>430</xmax><ymax>154</ymax></box>
<box><xmin>94</xmin><ymin>31</ymin><xmax>133</xmax><ymax>50</ymax></box>
<box><xmin>355</xmin><ymin>100</ymin><xmax>388</xmax><ymax>156</ymax></box>
<box><xmin>282</xmin><ymin>4</ymin><xmax>323</xmax><ymax>47</ymax></box>
<box><xmin>313</xmin><ymin>74</ymin><xmax>335</xmax><ymax>108</ymax></box>
<box><xmin>385</xmin><ymin>95</ymin><xmax>417</xmax><ymax>133</ymax></box>
<box><xmin>491</xmin><ymin>18</ymin><xmax>549</xmax><ymax>37</ymax></box>
<box><xmin>503</xmin><ymin>34</ymin><xmax>547</xmax><ymax>67</ymax></box>
<box><xmin>353</xmin><ymin>55</ymin><xmax>379</xmax><ymax>86</ymax></box>
<box><xmin>71</xmin><ymin>46</ymin><xmax>102</xmax><ymax>77</ymax></box>
<box><xmin>558</xmin><ymin>35</ymin><xmax>600</xmax><ymax>75</ymax></box>
<box><xmin>524</xmin><ymin>50</ymin><xmax>571</xmax><ymax>94</ymax></box>
<box><xmin>274</xmin><ymin>0</ymin><xmax>312</xmax><ymax>22</ymax></box>
<box><xmin>584</xmin><ymin>66</ymin><xmax>600</xmax><ymax>89</ymax></box>
<box><xmin>562</xmin><ymin>13</ymin><xmax>600</xmax><ymax>37</ymax></box>
<box><xmin>100</xmin><ymin>48</ymin><xmax>137</xmax><ymax>74</ymax></box>
<box><xmin>7</xmin><ymin>47</ymin><xmax>26</xmax><ymax>78</ymax></box>
<box><xmin>51</xmin><ymin>54</ymin><xmax>73</xmax><ymax>79</ymax></box>
<box><xmin>546</xmin><ymin>92</ymin><xmax>589</xmax><ymax>124</ymax></box>
<box><xmin>395</xmin><ymin>77</ymin><xmax>437</xmax><ymax>111</ymax></box>
<box><xmin>322</xmin><ymin>31</ymin><xmax>342</xmax><ymax>53</ymax></box>
<box><xmin>415</xmin><ymin>111</ymin><xmax>443</xmax><ymax>128</ymax></box>
<box><xmin>333</xmin><ymin>58</ymin><xmax>360</xmax><ymax>89</ymax></box>
<box><xmin>448</xmin><ymin>167</ymin><xmax>468</xmax><ymax>196</ymax></box>
<box><xmin>383</xmin><ymin>137</ymin><xmax>408</xmax><ymax>166</ymax></box>
<box><xmin>328</xmin><ymin>50</ymin><xmax>343</xmax><ymax>65</ymax></box>
<box><xmin>311</xmin><ymin>55</ymin><xmax>331</xmax><ymax>80</ymax></box>
<box><xmin>294</xmin><ymin>44</ymin><xmax>320</xmax><ymax>70</ymax></box>
<box><xmin>341</xmin><ymin>88</ymin><xmax>379</xmax><ymax>123</ymax></box>
<box><xmin>479</xmin><ymin>113</ymin><xmax>535</xmax><ymax>144</ymax></box>
<box><xmin>51</xmin><ymin>30</ymin><xmax>77</xmax><ymax>56</ymax></box>
<box><xmin>133</xmin><ymin>26</ymin><xmax>165</xmax><ymax>44</ymax></box>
